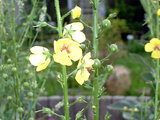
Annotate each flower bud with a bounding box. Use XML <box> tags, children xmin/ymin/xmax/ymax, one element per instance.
<box><xmin>92</xmin><ymin>105</ymin><xmax>96</xmax><ymax>109</ymax></box>
<box><xmin>27</xmin><ymin>92</ymin><xmax>33</xmax><ymax>98</ymax></box>
<box><xmin>157</xmin><ymin>9</ymin><xmax>160</xmax><ymax>16</ymax></box>
<box><xmin>3</xmin><ymin>73</ymin><xmax>8</xmax><ymax>79</ymax></box>
<box><xmin>106</xmin><ymin>65</ymin><xmax>114</xmax><ymax>74</ymax></box>
<box><xmin>72</xmin><ymin>6</ymin><xmax>81</xmax><ymax>19</ymax></box>
<box><xmin>7</xmin><ymin>59</ymin><xmax>12</xmax><ymax>64</ymax></box>
<box><xmin>18</xmin><ymin>107</ymin><xmax>24</xmax><ymax>113</ymax></box>
<box><xmin>129</xmin><ymin>108</ymin><xmax>133</xmax><ymax>112</ymax></box>
<box><xmin>2</xmin><ymin>49</ymin><xmax>7</xmax><ymax>54</ymax></box>
<box><xmin>109</xmin><ymin>44</ymin><xmax>118</xmax><ymax>54</ymax></box>
<box><xmin>123</xmin><ymin>106</ymin><xmax>128</xmax><ymax>111</ymax></box>
<box><xmin>134</xmin><ymin>108</ymin><xmax>139</xmax><ymax>112</ymax></box>
<box><xmin>7</xmin><ymin>96</ymin><xmax>12</xmax><ymax>101</ymax></box>
<box><xmin>102</xmin><ymin>19</ymin><xmax>111</xmax><ymax>29</ymax></box>
<box><xmin>24</xmin><ymin>69</ymin><xmax>29</xmax><ymax>74</ymax></box>
<box><xmin>28</xmin><ymin>118</ymin><xmax>34</xmax><ymax>120</ymax></box>
<box><xmin>108</xmin><ymin>13</ymin><xmax>117</xmax><ymax>19</ymax></box>
<box><xmin>24</xmin><ymin>82</ymin><xmax>29</xmax><ymax>88</ymax></box>
<box><xmin>93</xmin><ymin>59</ymin><xmax>101</xmax><ymax>69</ymax></box>
<box><xmin>12</xmin><ymin>67</ymin><xmax>17</xmax><ymax>72</ymax></box>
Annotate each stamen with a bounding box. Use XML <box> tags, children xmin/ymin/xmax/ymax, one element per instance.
<box><xmin>87</xmin><ymin>67</ymin><xmax>92</xmax><ymax>72</ymax></box>
<box><xmin>154</xmin><ymin>45</ymin><xmax>160</xmax><ymax>51</ymax></box>
<box><xmin>61</xmin><ymin>45</ymin><xmax>70</xmax><ymax>53</ymax></box>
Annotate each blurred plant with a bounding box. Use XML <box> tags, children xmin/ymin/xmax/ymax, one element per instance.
<box><xmin>141</xmin><ymin>0</ymin><xmax>160</xmax><ymax>119</ymax></box>
<box><xmin>0</xmin><ymin>0</ymin><xmax>51</xmax><ymax>119</ymax></box>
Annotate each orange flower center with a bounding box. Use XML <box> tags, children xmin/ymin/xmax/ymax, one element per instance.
<box><xmin>154</xmin><ymin>45</ymin><xmax>160</xmax><ymax>51</ymax></box>
<box><xmin>61</xmin><ymin>45</ymin><xmax>70</xmax><ymax>53</ymax></box>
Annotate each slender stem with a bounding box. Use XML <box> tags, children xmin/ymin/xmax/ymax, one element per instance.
<box><xmin>61</xmin><ymin>10</ymin><xmax>72</xmax><ymax>20</ymax></box>
<box><xmin>155</xmin><ymin>59</ymin><xmax>159</xmax><ymax>120</ymax></box>
<box><xmin>55</xmin><ymin>0</ymin><xmax>63</xmax><ymax>38</ymax></box>
<box><xmin>55</xmin><ymin>0</ymin><xmax>69</xmax><ymax>120</ymax></box>
<box><xmin>92</xmin><ymin>0</ymin><xmax>99</xmax><ymax>120</ymax></box>
<box><xmin>62</xmin><ymin>66</ymin><xmax>69</xmax><ymax>120</ymax></box>
<box><xmin>155</xmin><ymin>1</ymin><xmax>160</xmax><ymax>119</ymax></box>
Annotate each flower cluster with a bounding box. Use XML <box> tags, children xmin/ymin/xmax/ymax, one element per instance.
<box><xmin>29</xmin><ymin>6</ymin><xmax>94</xmax><ymax>85</ymax></box>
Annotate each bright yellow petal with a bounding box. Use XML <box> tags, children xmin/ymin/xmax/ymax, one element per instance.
<box><xmin>72</xmin><ymin>31</ymin><xmax>86</xmax><ymax>43</ymax></box>
<box><xmin>83</xmin><ymin>52</ymin><xmax>91</xmax><ymax>61</ymax></box>
<box><xmin>84</xmin><ymin>59</ymin><xmax>94</xmax><ymax>68</ymax></box>
<box><xmin>150</xmin><ymin>38</ymin><xmax>160</xmax><ymax>45</ymax></box>
<box><xmin>36</xmin><ymin>58</ymin><xmax>51</xmax><ymax>72</ymax></box>
<box><xmin>69</xmin><ymin>45</ymin><xmax>82</xmax><ymax>61</ymax></box>
<box><xmin>72</xmin><ymin>6</ymin><xmax>81</xmax><ymax>19</ymax></box>
<box><xmin>151</xmin><ymin>50</ymin><xmax>160</xmax><ymax>59</ymax></box>
<box><xmin>64</xmin><ymin>22</ymin><xmax>84</xmax><ymax>31</ymax></box>
<box><xmin>30</xmin><ymin>46</ymin><xmax>48</xmax><ymax>54</ymax></box>
<box><xmin>157</xmin><ymin>9</ymin><xmax>160</xmax><ymax>16</ymax></box>
<box><xmin>81</xmin><ymin>68</ymin><xmax>90</xmax><ymax>81</ymax></box>
<box><xmin>75</xmin><ymin>70</ymin><xmax>84</xmax><ymax>85</ymax></box>
<box><xmin>53</xmin><ymin>51</ymin><xmax>72</xmax><ymax>66</ymax></box>
<box><xmin>29</xmin><ymin>54</ymin><xmax>45</xmax><ymax>66</ymax></box>
<box><xmin>145</xmin><ymin>43</ymin><xmax>154</xmax><ymax>52</ymax></box>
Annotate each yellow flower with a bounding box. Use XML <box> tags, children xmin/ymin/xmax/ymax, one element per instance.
<box><xmin>53</xmin><ymin>38</ymin><xmax>82</xmax><ymax>66</ymax></box>
<box><xmin>75</xmin><ymin>52</ymin><xmax>94</xmax><ymax>85</ymax></box>
<box><xmin>72</xmin><ymin>6</ymin><xmax>81</xmax><ymax>19</ymax></box>
<box><xmin>157</xmin><ymin>9</ymin><xmax>160</xmax><ymax>16</ymax></box>
<box><xmin>145</xmin><ymin>38</ymin><xmax>160</xmax><ymax>59</ymax></box>
<box><xmin>63</xmin><ymin>22</ymin><xmax>86</xmax><ymax>43</ymax></box>
<box><xmin>29</xmin><ymin>46</ymin><xmax>51</xmax><ymax>72</ymax></box>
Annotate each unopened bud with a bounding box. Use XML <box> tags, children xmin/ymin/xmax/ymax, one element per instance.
<box><xmin>12</xmin><ymin>67</ymin><xmax>17</xmax><ymax>72</ymax></box>
<box><xmin>27</xmin><ymin>92</ymin><xmax>33</xmax><ymax>98</ymax></box>
<box><xmin>80</xmin><ymin>44</ymin><xmax>86</xmax><ymax>51</ymax></box>
<box><xmin>24</xmin><ymin>82</ymin><xmax>29</xmax><ymax>88</ymax></box>
<box><xmin>3</xmin><ymin>73</ymin><xmax>8</xmax><ymax>79</ymax></box>
<box><xmin>109</xmin><ymin>44</ymin><xmax>118</xmax><ymax>54</ymax></box>
<box><xmin>18</xmin><ymin>107</ymin><xmax>24</xmax><ymax>113</ymax></box>
<box><xmin>102</xmin><ymin>19</ymin><xmax>111</xmax><ymax>29</ymax></box>
<box><xmin>7</xmin><ymin>59</ymin><xmax>12</xmax><ymax>64</ymax></box>
<box><xmin>7</xmin><ymin>96</ymin><xmax>12</xmax><ymax>101</ymax></box>
<box><xmin>24</xmin><ymin>69</ymin><xmax>29</xmax><ymax>74</ymax></box>
<box><xmin>123</xmin><ymin>106</ymin><xmax>128</xmax><ymax>111</ymax></box>
<box><xmin>106</xmin><ymin>65</ymin><xmax>114</xmax><ymax>74</ymax></box>
<box><xmin>134</xmin><ymin>108</ymin><xmax>139</xmax><ymax>112</ymax></box>
<box><xmin>2</xmin><ymin>49</ymin><xmax>7</xmax><ymax>54</ymax></box>
<box><xmin>92</xmin><ymin>105</ymin><xmax>96</xmax><ymax>109</ymax></box>
<box><xmin>93</xmin><ymin>59</ymin><xmax>101</xmax><ymax>69</ymax></box>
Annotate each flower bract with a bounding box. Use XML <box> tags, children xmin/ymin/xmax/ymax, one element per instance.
<box><xmin>29</xmin><ymin>46</ymin><xmax>51</xmax><ymax>72</ymax></box>
<box><xmin>72</xmin><ymin>6</ymin><xmax>81</xmax><ymax>19</ymax></box>
<box><xmin>145</xmin><ymin>38</ymin><xmax>160</xmax><ymax>59</ymax></box>
<box><xmin>53</xmin><ymin>38</ymin><xmax>82</xmax><ymax>66</ymax></box>
<box><xmin>63</xmin><ymin>22</ymin><xmax>86</xmax><ymax>43</ymax></box>
<box><xmin>75</xmin><ymin>52</ymin><xmax>94</xmax><ymax>85</ymax></box>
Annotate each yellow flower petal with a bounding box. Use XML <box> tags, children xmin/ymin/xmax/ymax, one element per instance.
<box><xmin>150</xmin><ymin>38</ymin><xmax>160</xmax><ymax>45</ymax></box>
<box><xmin>36</xmin><ymin>58</ymin><xmax>51</xmax><ymax>72</ymax></box>
<box><xmin>75</xmin><ymin>70</ymin><xmax>84</xmax><ymax>85</ymax></box>
<box><xmin>64</xmin><ymin>22</ymin><xmax>84</xmax><ymax>31</ymax></box>
<box><xmin>81</xmin><ymin>68</ymin><xmax>90</xmax><ymax>81</ymax></box>
<box><xmin>157</xmin><ymin>9</ymin><xmax>160</xmax><ymax>16</ymax></box>
<box><xmin>30</xmin><ymin>46</ymin><xmax>48</xmax><ymax>54</ymax></box>
<box><xmin>72</xmin><ymin>6</ymin><xmax>81</xmax><ymax>19</ymax></box>
<box><xmin>53</xmin><ymin>51</ymin><xmax>72</xmax><ymax>66</ymax></box>
<box><xmin>151</xmin><ymin>50</ymin><xmax>160</xmax><ymax>59</ymax></box>
<box><xmin>69</xmin><ymin>45</ymin><xmax>82</xmax><ymax>61</ymax></box>
<box><xmin>72</xmin><ymin>31</ymin><xmax>86</xmax><ymax>43</ymax></box>
<box><xmin>83</xmin><ymin>52</ymin><xmax>91</xmax><ymax>61</ymax></box>
<box><xmin>145</xmin><ymin>43</ymin><xmax>154</xmax><ymax>52</ymax></box>
<box><xmin>29</xmin><ymin>54</ymin><xmax>45</xmax><ymax>66</ymax></box>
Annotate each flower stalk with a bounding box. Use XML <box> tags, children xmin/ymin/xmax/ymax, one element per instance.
<box><xmin>92</xmin><ymin>0</ymin><xmax>99</xmax><ymax>119</ymax></box>
<box><xmin>155</xmin><ymin>0</ymin><xmax>160</xmax><ymax>119</ymax></box>
<box><xmin>55</xmin><ymin>0</ymin><xmax>70</xmax><ymax>119</ymax></box>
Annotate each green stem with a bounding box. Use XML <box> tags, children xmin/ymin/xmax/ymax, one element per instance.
<box><xmin>62</xmin><ymin>66</ymin><xmax>69</xmax><ymax>120</ymax></box>
<box><xmin>155</xmin><ymin>1</ymin><xmax>160</xmax><ymax>119</ymax></box>
<box><xmin>55</xmin><ymin>0</ymin><xmax>69</xmax><ymax>120</ymax></box>
<box><xmin>93</xmin><ymin>0</ymin><xmax>99</xmax><ymax>120</ymax></box>
<box><xmin>155</xmin><ymin>59</ymin><xmax>159</xmax><ymax>120</ymax></box>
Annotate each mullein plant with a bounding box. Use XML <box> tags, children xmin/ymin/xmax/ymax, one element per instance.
<box><xmin>30</xmin><ymin>0</ymin><xmax>118</xmax><ymax>120</ymax></box>
<box><xmin>0</xmin><ymin>0</ymin><xmax>50</xmax><ymax>120</ymax></box>
<box><xmin>141</xmin><ymin>0</ymin><xmax>160</xmax><ymax>119</ymax></box>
